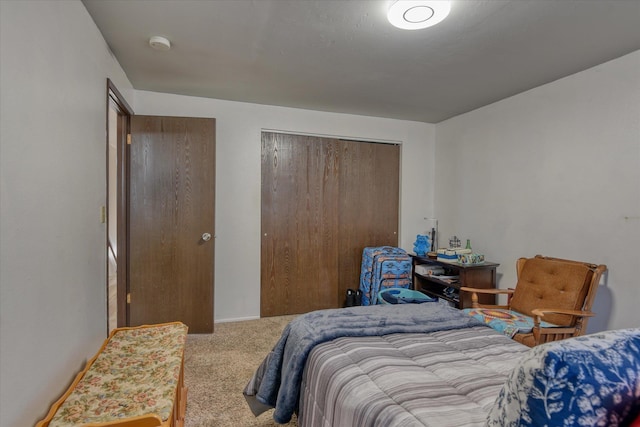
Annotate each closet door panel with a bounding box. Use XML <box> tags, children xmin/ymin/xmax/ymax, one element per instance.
<box><xmin>338</xmin><ymin>140</ymin><xmax>400</xmax><ymax>303</ymax></box>
<box><xmin>261</xmin><ymin>132</ymin><xmax>340</xmax><ymax>316</ymax></box>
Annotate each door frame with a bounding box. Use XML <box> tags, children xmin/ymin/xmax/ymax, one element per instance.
<box><xmin>106</xmin><ymin>79</ymin><xmax>133</xmax><ymax>332</ymax></box>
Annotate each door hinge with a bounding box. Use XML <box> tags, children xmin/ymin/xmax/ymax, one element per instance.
<box><xmin>127</xmin><ymin>293</ymin><xmax>131</xmax><ymax>304</ymax></box>
<box><xmin>126</xmin><ymin>133</ymin><xmax>131</xmax><ymax>145</ymax></box>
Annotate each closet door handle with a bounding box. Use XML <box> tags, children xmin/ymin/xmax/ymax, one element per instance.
<box><xmin>201</xmin><ymin>233</ymin><xmax>212</xmax><ymax>242</ymax></box>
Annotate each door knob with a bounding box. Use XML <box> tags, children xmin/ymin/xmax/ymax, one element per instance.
<box><xmin>202</xmin><ymin>233</ymin><xmax>212</xmax><ymax>242</ymax></box>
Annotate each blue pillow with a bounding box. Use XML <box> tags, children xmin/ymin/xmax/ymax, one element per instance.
<box><xmin>487</xmin><ymin>328</ymin><xmax>640</xmax><ymax>427</ymax></box>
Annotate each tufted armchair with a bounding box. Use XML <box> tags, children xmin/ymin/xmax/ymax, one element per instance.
<box><xmin>461</xmin><ymin>255</ymin><xmax>607</xmax><ymax>347</ymax></box>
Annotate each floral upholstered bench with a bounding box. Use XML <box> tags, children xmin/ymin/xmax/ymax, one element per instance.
<box><xmin>37</xmin><ymin>322</ymin><xmax>188</xmax><ymax>427</ymax></box>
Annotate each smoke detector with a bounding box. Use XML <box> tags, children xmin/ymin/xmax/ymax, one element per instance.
<box><xmin>149</xmin><ymin>36</ymin><xmax>171</xmax><ymax>51</ymax></box>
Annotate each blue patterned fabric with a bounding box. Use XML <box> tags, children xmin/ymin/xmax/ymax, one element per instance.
<box><xmin>359</xmin><ymin>247</ymin><xmax>399</xmax><ymax>303</ymax></box>
<box><xmin>378</xmin><ymin>288</ymin><xmax>437</xmax><ymax>304</ymax></box>
<box><xmin>359</xmin><ymin>247</ymin><xmax>411</xmax><ymax>305</ymax></box>
<box><xmin>486</xmin><ymin>328</ymin><xmax>640</xmax><ymax>427</ymax></box>
<box><xmin>463</xmin><ymin>308</ymin><xmax>558</xmax><ymax>337</ymax></box>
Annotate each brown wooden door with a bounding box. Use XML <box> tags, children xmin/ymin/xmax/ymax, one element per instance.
<box><xmin>261</xmin><ymin>132</ymin><xmax>399</xmax><ymax>317</ymax></box>
<box><xmin>261</xmin><ymin>133</ymin><xmax>340</xmax><ymax>316</ymax></box>
<box><xmin>338</xmin><ymin>140</ymin><xmax>400</xmax><ymax>306</ymax></box>
<box><xmin>129</xmin><ymin>116</ymin><xmax>215</xmax><ymax>333</ymax></box>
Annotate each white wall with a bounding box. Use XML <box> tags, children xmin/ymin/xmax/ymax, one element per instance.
<box><xmin>0</xmin><ymin>2</ymin><xmax>134</xmax><ymax>426</ymax></box>
<box><xmin>134</xmin><ymin>91</ymin><xmax>436</xmax><ymax>322</ymax></box>
<box><xmin>435</xmin><ymin>50</ymin><xmax>640</xmax><ymax>332</ymax></box>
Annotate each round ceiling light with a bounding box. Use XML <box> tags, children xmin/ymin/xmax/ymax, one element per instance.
<box><xmin>387</xmin><ymin>1</ymin><xmax>451</xmax><ymax>30</ymax></box>
<box><xmin>149</xmin><ymin>36</ymin><xmax>171</xmax><ymax>51</ymax></box>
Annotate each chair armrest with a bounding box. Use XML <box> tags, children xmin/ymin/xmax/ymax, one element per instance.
<box><xmin>529</xmin><ymin>309</ymin><xmax>595</xmax><ymax>346</ymax></box>
<box><xmin>460</xmin><ymin>287</ymin><xmax>514</xmax><ymax>308</ymax></box>
<box><xmin>459</xmin><ymin>287</ymin><xmax>514</xmax><ymax>295</ymax></box>
<box><xmin>531</xmin><ymin>308</ymin><xmax>595</xmax><ymax>318</ymax></box>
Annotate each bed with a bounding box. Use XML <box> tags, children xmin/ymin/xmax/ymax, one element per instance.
<box><xmin>244</xmin><ymin>303</ymin><xmax>640</xmax><ymax>427</ymax></box>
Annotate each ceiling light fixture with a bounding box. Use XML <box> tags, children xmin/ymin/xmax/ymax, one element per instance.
<box><xmin>387</xmin><ymin>1</ymin><xmax>451</xmax><ymax>30</ymax></box>
<box><xmin>149</xmin><ymin>36</ymin><xmax>171</xmax><ymax>51</ymax></box>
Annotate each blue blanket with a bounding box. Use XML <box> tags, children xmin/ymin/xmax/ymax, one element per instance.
<box><xmin>243</xmin><ymin>302</ymin><xmax>483</xmax><ymax>423</ymax></box>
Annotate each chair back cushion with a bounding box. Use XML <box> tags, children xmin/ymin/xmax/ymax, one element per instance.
<box><xmin>510</xmin><ymin>257</ymin><xmax>592</xmax><ymax>325</ymax></box>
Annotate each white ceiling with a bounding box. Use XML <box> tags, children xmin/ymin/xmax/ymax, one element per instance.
<box><xmin>82</xmin><ymin>0</ymin><xmax>640</xmax><ymax>123</ymax></box>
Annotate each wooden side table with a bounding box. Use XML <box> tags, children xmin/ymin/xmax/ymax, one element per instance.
<box><xmin>411</xmin><ymin>255</ymin><xmax>498</xmax><ymax>309</ymax></box>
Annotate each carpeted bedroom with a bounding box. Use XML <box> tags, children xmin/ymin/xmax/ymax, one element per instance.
<box><xmin>6</xmin><ymin>1</ymin><xmax>640</xmax><ymax>426</ymax></box>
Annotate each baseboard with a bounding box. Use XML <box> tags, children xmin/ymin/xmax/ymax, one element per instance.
<box><xmin>214</xmin><ymin>315</ymin><xmax>260</xmax><ymax>324</ymax></box>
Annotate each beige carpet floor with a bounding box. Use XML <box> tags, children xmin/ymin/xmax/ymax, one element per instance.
<box><xmin>184</xmin><ymin>315</ymin><xmax>299</xmax><ymax>427</ymax></box>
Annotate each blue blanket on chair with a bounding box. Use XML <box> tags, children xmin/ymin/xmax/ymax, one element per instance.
<box><xmin>243</xmin><ymin>302</ymin><xmax>483</xmax><ymax>423</ymax></box>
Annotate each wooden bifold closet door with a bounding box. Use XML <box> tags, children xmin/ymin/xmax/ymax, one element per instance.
<box><xmin>261</xmin><ymin>132</ymin><xmax>399</xmax><ymax>317</ymax></box>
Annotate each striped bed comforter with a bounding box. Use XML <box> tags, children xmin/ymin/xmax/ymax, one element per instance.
<box><xmin>244</xmin><ymin>303</ymin><xmax>490</xmax><ymax>423</ymax></box>
<box><xmin>298</xmin><ymin>326</ymin><xmax>529</xmax><ymax>427</ymax></box>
